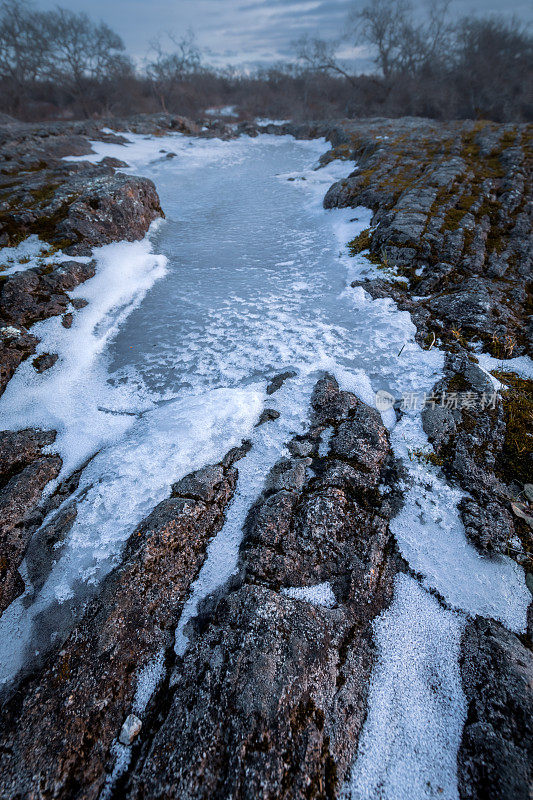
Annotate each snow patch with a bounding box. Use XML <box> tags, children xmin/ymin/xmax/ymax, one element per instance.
<box><xmin>0</xmin><ymin>385</ymin><xmax>263</xmax><ymax>691</ymax></box>
<box><xmin>281</xmin><ymin>582</ymin><xmax>337</xmax><ymax>608</ymax></box>
<box><xmin>0</xmin><ymin>234</ymin><xmax>92</xmax><ymax>276</ymax></box>
<box><xmin>318</xmin><ymin>426</ymin><xmax>334</xmax><ymax>457</ymax></box>
<box><xmin>132</xmin><ymin>648</ymin><xmax>166</xmax><ymax>715</ymax></box>
<box><xmin>476</xmin><ymin>353</ymin><xmax>533</xmax><ymax>381</ymax></box>
<box><xmin>342</xmin><ymin>574</ymin><xmax>466</xmax><ymax>800</ymax></box>
<box><xmin>390</xmin><ymin>413</ymin><xmax>529</xmax><ymax>632</ymax></box>
<box><xmin>99</xmin><ymin>741</ymin><xmax>131</xmax><ymax>800</ymax></box>
<box><xmin>0</xmin><ymin>229</ymin><xmax>167</xmax><ymax>478</ymax></box>
<box><xmin>205</xmin><ymin>105</ymin><xmax>237</xmax><ymax>117</ymax></box>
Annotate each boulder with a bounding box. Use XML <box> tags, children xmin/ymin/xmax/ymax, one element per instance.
<box><xmin>458</xmin><ymin>617</ymin><xmax>533</xmax><ymax>800</ymax></box>
<box><xmin>0</xmin><ymin>428</ymin><xmax>61</xmax><ymax>613</ymax></box>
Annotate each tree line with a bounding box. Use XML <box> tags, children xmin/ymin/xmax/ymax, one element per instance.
<box><xmin>0</xmin><ymin>0</ymin><xmax>531</xmax><ymax>122</ymax></box>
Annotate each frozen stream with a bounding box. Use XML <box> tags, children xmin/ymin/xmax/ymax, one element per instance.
<box><xmin>0</xmin><ymin>133</ymin><xmax>529</xmax><ymax>798</ymax></box>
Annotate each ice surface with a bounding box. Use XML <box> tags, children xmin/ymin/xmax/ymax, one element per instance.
<box><xmin>205</xmin><ymin>105</ymin><xmax>238</xmax><ymax>117</ymax></box>
<box><xmin>255</xmin><ymin>117</ymin><xmax>291</xmax><ymax>125</ymax></box>
<box><xmin>132</xmin><ymin>649</ymin><xmax>166</xmax><ymax>715</ymax></box>
<box><xmin>390</xmin><ymin>413</ymin><xmax>529</xmax><ymax>632</ymax></box>
<box><xmin>282</xmin><ymin>582</ymin><xmax>337</xmax><ymax>607</ymax></box>
<box><xmin>318</xmin><ymin>426</ymin><xmax>334</xmax><ymax>457</ymax></box>
<box><xmin>2</xmin><ymin>132</ymin><xmax>529</xmax><ymax>797</ymax></box>
<box><xmin>0</xmin><ymin>385</ymin><xmax>263</xmax><ymax>690</ymax></box>
<box><xmin>100</xmin><ymin>741</ymin><xmax>131</xmax><ymax>800</ymax></box>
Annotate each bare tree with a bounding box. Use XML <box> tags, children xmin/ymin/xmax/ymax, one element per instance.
<box><xmin>453</xmin><ymin>16</ymin><xmax>533</xmax><ymax>121</ymax></box>
<box><xmin>0</xmin><ymin>0</ymin><xmax>51</xmax><ymax>112</ymax></box>
<box><xmin>0</xmin><ymin>0</ymin><xmax>531</xmax><ymax>124</ymax></box>
<box><xmin>347</xmin><ymin>0</ymin><xmax>451</xmax><ymax>78</ymax></box>
<box><xmin>426</xmin><ymin>0</ymin><xmax>452</xmax><ymax>61</ymax></box>
<box><xmin>146</xmin><ymin>31</ymin><xmax>202</xmax><ymax>111</ymax></box>
<box><xmin>349</xmin><ymin>0</ymin><xmax>412</xmax><ymax>78</ymax></box>
<box><xmin>42</xmin><ymin>8</ymin><xmax>130</xmax><ymax>117</ymax></box>
<box><xmin>295</xmin><ymin>35</ymin><xmax>357</xmax><ymax>86</ymax></box>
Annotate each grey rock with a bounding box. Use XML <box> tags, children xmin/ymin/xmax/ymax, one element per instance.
<box><xmin>458</xmin><ymin>617</ymin><xmax>533</xmax><ymax>800</ymax></box>
<box><xmin>266</xmin><ymin>370</ymin><xmax>297</xmax><ymax>394</ymax></box>
<box><xmin>422</xmin><ymin>352</ymin><xmax>517</xmax><ymax>556</ymax></box>
<box><xmin>119</xmin><ymin>714</ymin><xmax>142</xmax><ymax>746</ymax></box>
<box><xmin>126</xmin><ymin>377</ymin><xmax>400</xmax><ymax>799</ymax></box>
<box><xmin>32</xmin><ymin>352</ymin><xmax>58</xmax><ymax>372</ymax></box>
<box><xmin>255</xmin><ymin>408</ymin><xmax>280</xmax><ymax>426</ymax></box>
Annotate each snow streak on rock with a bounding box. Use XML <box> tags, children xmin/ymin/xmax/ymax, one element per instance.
<box><xmin>342</xmin><ymin>575</ymin><xmax>466</xmax><ymax>800</ymax></box>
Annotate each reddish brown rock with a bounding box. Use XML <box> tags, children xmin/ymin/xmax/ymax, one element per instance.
<box><xmin>0</xmin><ymin>324</ymin><xmax>38</xmax><ymax>396</ymax></box>
<box><xmin>0</xmin><ymin>451</ymin><xmax>242</xmax><ymax>800</ymax></box>
<box><xmin>126</xmin><ymin>377</ymin><xmax>401</xmax><ymax>800</ymax></box>
<box><xmin>57</xmin><ymin>173</ymin><xmax>163</xmax><ymax>254</ymax></box>
<box><xmin>0</xmin><ymin>428</ymin><xmax>61</xmax><ymax>613</ymax></box>
<box><xmin>0</xmin><ymin>260</ymin><xmax>95</xmax><ymax>328</ymax></box>
<box><xmin>32</xmin><ymin>352</ymin><xmax>58</xmax><ymax>372</ymax></box>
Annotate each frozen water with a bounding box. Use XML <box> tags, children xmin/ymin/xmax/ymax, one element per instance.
<box><xmin>0</xmin><ymin>385</ymin><xmax>262</xmax><ymax>689</ymax></box>
<box><xmin>390</xmin><ymin>412</ymin><xmax>529</xmax><ymax>631</ymax></box>
<box><xmin>1</xmin><ymin>131</ymin><xmax>530</xmax><ymax>797</ymax></box>
<box><xmin>476</xmin><ymin>352</ymin><xmax>533</xmax><ymax>380</ymax></box>
<box><xmin>0</xmin><ymin>233</ymin><xmax>168</xmax><ymax>479</ymax></box>
<box><xmin>132</xmin><ymin>649</ymin><xmax>166</xmax><ymax>715</ymax></box>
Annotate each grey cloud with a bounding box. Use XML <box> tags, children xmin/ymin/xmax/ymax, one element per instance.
<box><xmin>34</xmin><ymin>0</ymin><xmax>532</xmax><ymax>66</ymax></box>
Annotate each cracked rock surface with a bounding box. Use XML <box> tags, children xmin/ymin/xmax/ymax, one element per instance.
<box><xmin>323</xmin><ymin>118</ymin><xmax>532</xmax><ymax>357</ymax></box>
<box><xmin>0</xmin><ymin>448</ymin><xmax>243</xmax><ymax>800</ymax></box>
<box><xmin>125</xmin><ymin>377</ymin><xmax>403</xmax><ymax>800</ymax></box>
<box><xmin>459</xmin><ymin>617</ymin><xmax>533</xmax><ymax>800</ymax></box>
<box><xmin>0</xmin><ymin>428</ymin><xmax>62</xmax><ymax>613</ymax></box>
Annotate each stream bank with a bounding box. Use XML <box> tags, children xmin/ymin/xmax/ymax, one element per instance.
<box><xmin>0</xmin><ymin>114</ymin><xmax>531</xmax><ymax>800</ymax></box>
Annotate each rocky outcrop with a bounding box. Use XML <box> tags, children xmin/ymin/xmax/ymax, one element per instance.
<box><xmin>0</xmin><ymin>323</ymin><xmax>38</xmax><ymax>394</ymax></box>
<box><xmin>0</xmin><ymin>378</ymin><xmax>402</xmax><ymax>800</ymax></box>
<box><xmin>0</xmin><ymin>428</ymin><xmax>62</xmax><ymax>613</ymax></box>
<box><xmin>0</xmin><ymin>118</ymin><xmax>166</xmax><ymax>633</ymax></box>
<box><xmin>458</xmin><ymin>617</ymin><xmax>533</xmax><ymax>800</ymax></box>
<box><xmin>0</xmin><ymin>116</ymin><xmax>165</xmax><ymax>404</ymax></box>
<box><xmin>0</xmin><ymin>376</ymin><xmax>404</xmax><ymax>800</ymax></box>
<box><xmin>0</xmin><ymin>259</ymin><xmax>95</xmax><ymax>328</ymax></box>
<box><xmin>0</xmin><ymin>259</ymin><xmax>96</xmax><ymax>393</ymax></box>
<box><xmin>1</xmin><ymin>161</ymin><xmax>162</xmax><ymax>254</ymax></box>
<box><xmin>125</xmin><ymin>377</ymin><xmax>402</xmax><ymax>799</ymax></box>
<box><xmin>324</xmin><ymin>119</ymin><xmax>532</xmax><ymax>357</ymax></box>
<box><xmin>55</xmin><ymin>172</ymin><xmax>162</xmax><ymax>255</ymax></box>
<box><xmin>421</xmin><ymin>352</ymin><xmax>532</xmax><ymax>567</ymax></box>
<box><xmin>0</xmin><ymin>447</ymin><xmax>244</xmax><ymax>799</ymax></box>
<box><xmin>317</xmin><ymin>117</ymin><xmax>532</xmax><ymax>568</ymax></box>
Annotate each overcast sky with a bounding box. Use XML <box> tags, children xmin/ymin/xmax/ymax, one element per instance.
<box><xmin>34</xmin><ymin>0</ymin><xmax>533</xmax><ymax>68</ymax></box>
